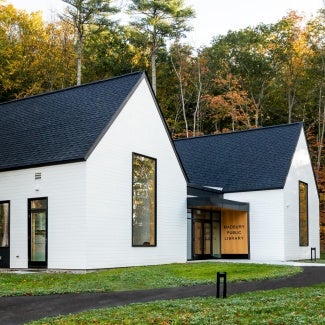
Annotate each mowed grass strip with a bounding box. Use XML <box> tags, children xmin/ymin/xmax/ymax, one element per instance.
<box><xmin>29</xmin><ymin>283</ymin><xmax>325</xmax><ymax>325</ymax></box>
<box><xmin>0</xmin><ymin>263</ymin><xmax>301</xmax><ymax>296</ymax></box>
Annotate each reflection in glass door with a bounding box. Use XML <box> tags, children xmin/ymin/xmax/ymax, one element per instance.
<box><xmin>203</xmin><ymin>223</ymin><xmax>211</xmax><ymax>254</ymax></box>
<box><xmin>28</xmin><ymin>198</ymin><xmax>47</xmax><ymax>268</ymax></box>
<box><xmin>31</xmin><ymin>212</ymin><xmax>46</xmax><ymax>262</ymax></box>
<box><xmin>192</xmin><ymin>210</ymin><xmax>221</xmax><ymax>260</ymax></box>
<box><xmin>194</xmin><ymin>222</ymin><xmax>202</xmax><ymax>255</ymax></box>
<box><xmin>193</xmin><ymin>221</ymin><xmax>212</xmax><ymax>258</ymax></box>
<box><xmin>0</xmin><ymin>201</ymin><xmax>10</xmax><ymax>268</ymax></box>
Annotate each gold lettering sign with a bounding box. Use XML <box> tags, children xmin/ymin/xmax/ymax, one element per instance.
<box><xmin>221</xmin><ymin>210</ymin><xmax>248</xmax><ymax>254</ymax></box>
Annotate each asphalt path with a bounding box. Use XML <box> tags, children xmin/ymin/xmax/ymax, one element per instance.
<box><xmin>0</xmin><ymin>266</ymin><xmax>324</xmax><ymax>325</ymax></box>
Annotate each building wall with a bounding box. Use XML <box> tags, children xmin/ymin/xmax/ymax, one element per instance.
<box><xmin>283</xmin><ymin>129</ymin><xmax>320</xmax><ymax>260</ymax></box>
<box><xmin>225</xmin><ymin>189</ymin><xmax>285</xmax><ymax>260</ymax></box>
<box><xmin>0</xmin><ymin>163</ymin><xmax>87</xmax><ymax>269</ymax></box>
<box><xmin>85</xmin><ymin>78</ymin><xmax>188</xmax><ymax>269</ymax></box>
<box><xmin>225</xmin><ymin>129</ymin><xmax>320</xmax><ymax>261</ymax></box>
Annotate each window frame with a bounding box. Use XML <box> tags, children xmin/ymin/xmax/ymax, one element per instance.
<box><xmin>28</xmin><ymin>197</ymin><xmax>48</xmax><ymax>268</ymax></box>
<box><xmin>298</xmin><ymin>181</ymin><xmax>309</xmax><ymax>247</ymax></box>
<box><xmin>0</xmin><ymin>201</ymin><xmax>10</xmax><ymax>248</ymax></box>
<box><xmin>132</xmin><ymin>152</ymin><xmax>157</xmax><ymax>247</ymax></box>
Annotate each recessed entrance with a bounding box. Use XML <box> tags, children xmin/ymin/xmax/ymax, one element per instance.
<box><xmin>192</xmin><ymin>210</ymin><xmax>221</xmax><ymax>259</ymax></box>
<box><xmin>191</xmin><ymin>208</ymin><xmax>249</xmax><ymax>260</ymax></box>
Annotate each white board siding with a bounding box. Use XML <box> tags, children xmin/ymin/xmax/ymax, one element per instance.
<box><xmin>225</xmin><ymin>190</ymin><xmax>285</xmax><ymax>260</ymax></box>
<box><xmin>85</xmin><ymin>78</ymin><xmax>187</xmax><ymax>269</ymax></box>
<box><xmin>283</xmin><ymin>129</ymin><xmax>320</xmax><ymax>260</ymax></box>
<box><xmin>225</xmin><ymin>129</ymin><xmax>320</xmax><ymax>262</ymax></box>
<box><xmin>0</xmin><ymin>163</ymin><xmax>87</xmax><ymax>269</ymax></box>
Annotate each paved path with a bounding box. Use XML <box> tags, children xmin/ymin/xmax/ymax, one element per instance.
<box><xmin>0</xmin><ymin>266</ymin><xmax>324</xmax><ymax>325</ymax></box>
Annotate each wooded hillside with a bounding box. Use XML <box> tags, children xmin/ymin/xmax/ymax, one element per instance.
<box><xmin>1</xmin><ymin>1</ymin><xmax>324</xmax><ymax>251</ymax></box>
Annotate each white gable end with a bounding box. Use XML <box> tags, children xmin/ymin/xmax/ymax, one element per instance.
<box><xmin>85</xmin><ymin>78</ymin><xmax>187</xmax><ymax>268</ymax></box>
<box><xmin>225</xmin><ymin>128</ymin><xmax>320</xmax><ymax>261</ymax></box>
<box><xmin>283</xmin><ymin>129</ymin><xmax>320</xmax><ymax>260</ymax></box>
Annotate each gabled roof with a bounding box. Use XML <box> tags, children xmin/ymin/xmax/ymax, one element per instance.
<box><xmin>174</xmin><ymin>123</ymin><xmax>303</xmax><ymax>193</ymax></box>
<box><xmin>0</xmin><ymin>71</ymin><xmax>145</xmax><ymax>172</ymax></box>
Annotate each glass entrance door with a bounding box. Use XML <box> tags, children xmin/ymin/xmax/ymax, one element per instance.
<box><xmin>192</xmin><ymin>210</ymin><xmax>221</xmax><ymax>260</ymax></box>
<box><xmin>28</xmin><ymin>198</ymin><xmax>47</xmax><ymax>268</ymax></box>
<box><xmin>193</xmin><ymin>221</ymin><xmax>212</xmax><ymax>258</ymax></box>
<box><xmin>0</xmin><ymin>201</ymin><xmax>10</xmax><ymax>268</ymax></box>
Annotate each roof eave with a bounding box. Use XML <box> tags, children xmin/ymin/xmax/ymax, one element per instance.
<box><xmin>0</xmin><ymin>158</ymin><xmax>86</xmax><ymax>173</ymax></box>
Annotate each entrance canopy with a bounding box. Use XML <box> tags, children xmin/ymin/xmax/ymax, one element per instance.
<box><xmin>187</xmin><ymin>184</ymin><xmax>250</xmax><ymax>259</ymax></box>
<box><xmin>187</xmin><ymin>184</ymin><xmax>249</xmax><ymax>212</ymax></box>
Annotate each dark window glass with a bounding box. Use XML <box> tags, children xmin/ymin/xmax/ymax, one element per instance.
<box><xmin>132</xmin><ymin>153</ymin><xmax>156</xmax><ymax>246</ymax></box>
<box><xmin>29</xmin><ymin>198</ymin><xmax>47</xmax><ymax>264</ymax></box>
<box><xmin>299</xmin><ymin>181</ymin><xmax>308</xmax><ymax>246</ymax></box>
<box><xmin>30</xmin><ymin>199</ymin><xmax>47</xmax><ymax>210</ymax></box>
<box><xmin>0</xmin><ymin>202</ymin><xmax>9</xmax><ymax>247</ymax></box>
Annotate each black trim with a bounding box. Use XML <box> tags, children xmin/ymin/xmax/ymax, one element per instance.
<box><xmin>188</xmin><ymin>196</ymin><xmax>249</xmax><ymax>211</ymax></box>
<box><xmin>28</xmin><ymin>197</ymin><xmax>48</xmax><ymax>268</ymax></box>
<box><xmin>299</xmin><ymin>181</ymin><xmax>309</xmax><ymax>247</ymax></box>
<box><xmin>190</xmin><ymin>207</ymin><xmax>250</xmax><ymax>261</ymax></box>
<box><xmin>132</xmin><ymin>153</ymin><xmax>157</xmax><ymax>247</ymax></box>
<box><xmin>0</xmin><ymin>158</ymin><xmax>85</xmax><ymax>173</ymax></box>
<box><xmin>221</xmin><ymin>254</ymin><xmax>249</xmax><ymax>259</ymax></box>
<box><xmin>84</xmin><ymin>72</ymin><xmax>146</xmax><ymax>160</ymax></box>
<box><xmin>0</xmin><ymin>201</ymin><xmax>10</xmax><ymax>268</ymax></box>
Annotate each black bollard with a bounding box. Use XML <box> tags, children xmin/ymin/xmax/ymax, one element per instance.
<box><xmin>216</xmin><ymin>272</ymin><xmax>227</xmax><ymax>298</ymax></box>
<box><xmin>311</xmin><ymin>247</ymin><xmax>316</xmax><ymax>261</ymax></box>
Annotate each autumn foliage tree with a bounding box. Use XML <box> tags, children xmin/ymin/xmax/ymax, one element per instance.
<box><xmin>0</xmin><ymin>2</ymin><xmax>76</xmax><ymax>100</ymax></box>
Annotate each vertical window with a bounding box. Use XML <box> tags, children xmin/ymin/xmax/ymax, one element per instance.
<box><xmin>132</xmin><ymin>153</ymin><xmax>157</xmax><ymax>246</ymax></box>
<box><xmin>299</xmin><ymin>181</ymin><xmax>308</xmax><ymax>246</ymax></box>
<box><xmin>28</xmin><ymin>198</ymin><xmax>48</xmax><ymax>267</ymax></box>
<box><xmin>0</xmin><ymin>201</ymin><xmax>9</xmax><ymax>247</ymax></box>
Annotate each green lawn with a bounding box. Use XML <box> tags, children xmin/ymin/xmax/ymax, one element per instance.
<box><xmin>29</xmin><ymin>283</ymin><xmax>325</xmax><ymax>324</ymax></box>
<box><xmin>298</xmin><ymin>252</ymin><xmax>325</xmax><ymax>263</ymax></box>
<box><xmin>0</xmin><ymin>262</ymin><xmax>301</xmax><ymax>297</ymax></box>
<box><xmin>3</xmin><ymin>262</ymin><xmax>323</xmax><ymax>324</ymax></box>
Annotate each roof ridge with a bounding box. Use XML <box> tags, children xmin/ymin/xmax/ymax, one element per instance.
<box><xmin>174</xmin><ymin>122</ymin><xmax>303</xmax><ymax>142</ymax></box>
<box><xmin>0</xmin><ymin>71</ymin><xmax>145</xmax><ymax>106</ymax></box>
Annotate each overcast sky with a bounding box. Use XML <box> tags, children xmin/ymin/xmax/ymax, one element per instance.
<box><xmin>6</xmin><ymin>0</ymin><xmax>324</xmax><ymax>46</ymax></box>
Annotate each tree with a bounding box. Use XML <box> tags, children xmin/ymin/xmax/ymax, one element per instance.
<box><xmin>60</xmin><ymin>0</ymin><xmax>118</xmax><ymax>85</ymax></box>
<box><xmin>203</xmin><ymin>74</ymin><xmax>254</xmax><ymax>132</ymax></box>
<box><xmin>82</xmin><ymin>25</ymin><xmax>149</xmax><ymax>83</ymax></box>
<box><xmin>306</xmin><ymin>9</ymin><xmax>325</xmax><ymax>179</ymax></box>
<box><xmin>269</xmin><ymin>11</ymin><xmax>313</xmax><ymax>124</ymax></box>
<box><xmin>128</xmin><ymin>0</ymin><xmax>194</xmax><ymax>94</ymax></box>
<box><xmin>0</xmin><ymin>2</ymin><xmax>78</xmax><ymax>101</ymax></box>
<box><xmin>169</xmin><ymin>42</ymin><xmax>203</xmax><ymax>137</ymax></box>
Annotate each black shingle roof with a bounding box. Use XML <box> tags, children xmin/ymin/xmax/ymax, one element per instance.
<box><xmin>0</xmin><ymin>71</ymin><xmax>144</xmax><ymax>171</ymax></box>
<box><xmin>174</xmin><ymin>123</ymin><xmax>303</xmax><ymax>193</ymax></box>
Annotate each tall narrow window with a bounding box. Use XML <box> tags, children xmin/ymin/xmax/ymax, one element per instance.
<box><xmin>0</xmin><ymin>202</ymin><xmax>9</xmax><ymax>247</ymax></box>
<box><xmin>299</xmin><ymin>181</ymin><xmax>308</xmax><ymax>246</ymax></box>
<box><xmin>28</xmin><ymin>198</ymin><xmax>48</xmax><ymax>267</ymax></box>
<box><xmin>132</xmin><ymin>153</ymin><xmax>157</xmax><ymax>246</ymax></box>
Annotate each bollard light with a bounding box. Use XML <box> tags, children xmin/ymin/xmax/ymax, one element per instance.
<box><xmin>216</xmin><ymin>272</ymin><xmax>227</xmax><ymax>298</ymax></box>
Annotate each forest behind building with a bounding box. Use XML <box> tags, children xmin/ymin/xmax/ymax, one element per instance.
<box><xmin>0</xmin><ymin>0</ymin><xmax>324</xmax><ymax>250</ymax></box>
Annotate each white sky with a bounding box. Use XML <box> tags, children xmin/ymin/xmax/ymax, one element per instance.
<box><xmin>5</xmin><ymin>0</ymin><xmax>324</xmax><ymax>47</ymax></box>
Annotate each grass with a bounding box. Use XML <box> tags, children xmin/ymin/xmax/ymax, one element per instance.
<box><xmin>29</xmin><ymin>283</ymin><xmax>325</xmax><ymax>324</ymax></box>
<box><xmin>297</xmin><ymin>252</ymin><xmax>325</xmax><ymax>264</ymax></box>
<box><xmin>0</xmin><ymin>262</ymin><xmax>301</xmax><ymax>297</ymax></box>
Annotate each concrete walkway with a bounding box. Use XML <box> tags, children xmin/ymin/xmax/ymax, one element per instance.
<box><xmin>0</xmin><ymin>265</ymin><xmax>324</xmax><ymax>325</ymax></box>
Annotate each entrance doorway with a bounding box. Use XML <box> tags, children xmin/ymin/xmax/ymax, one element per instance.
<box><xmin>191</xmin><ymin>208</ymin><xmax>249</xmax><ymax>260</ymax></box>
<box><xmin>0</xmin><ymin>201</ymin><xmax>10</xmax><ymax>268</ymax></box>
<box><xmin>192</xmin><ymin>210</ymin><xmax>221</xmax><ymax>259</ymax></box>
<box><xmin>28</xmin><ymin>198</ymin><xmax>48</xmax><ymax>268</ymax></box>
